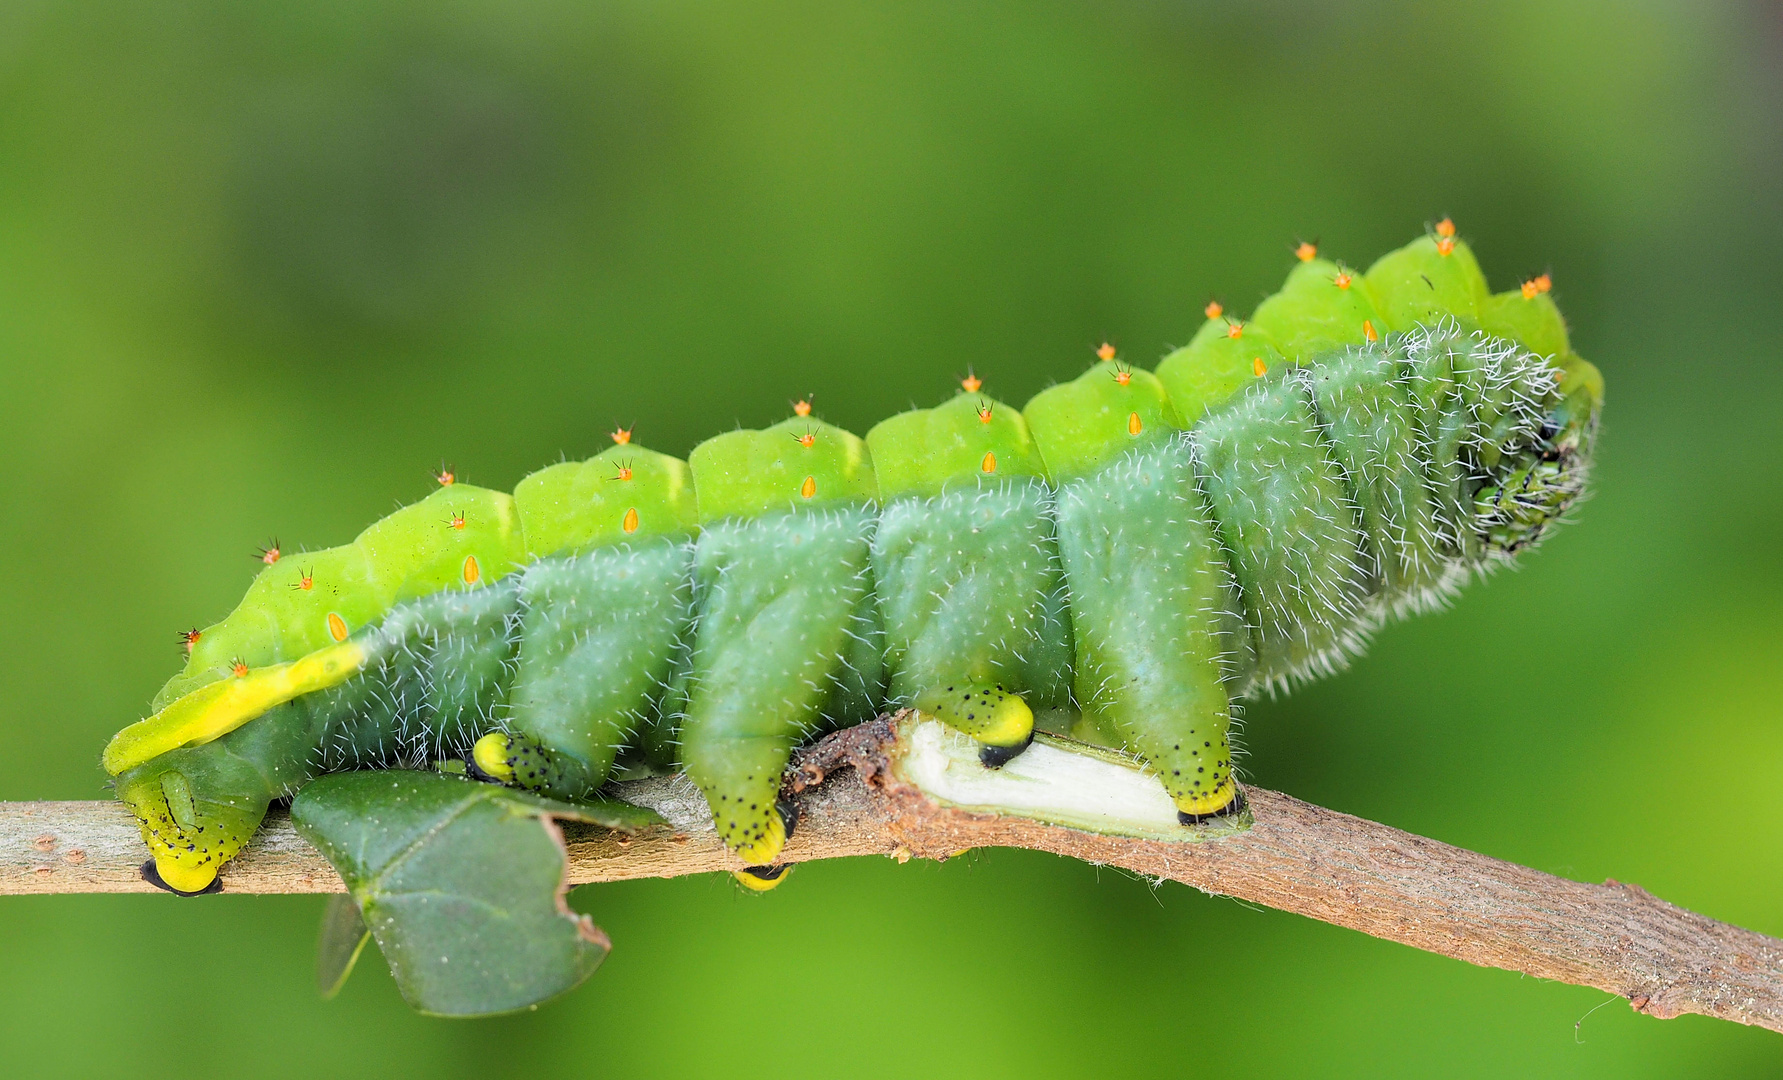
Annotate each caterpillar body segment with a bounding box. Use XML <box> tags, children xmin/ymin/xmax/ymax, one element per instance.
<box><xmin>485</xmin><ymin>537</ymin><xmax>695</xmax><ymax>800</ymax></box>
<box><xmin>868</xmin><ymin>390</ymin><xmax>1073</xmax><ymax>747</ymax></box>
<box><xmin>355</xmin><ymin>484</ymin><xmax>526</xmax><ymax>603</ymax></box>
<box><xmin>513</xmin><ymin>444</ymin><xmax>699</xmax><ymax>555</ymax></box>
<box><xmin>108</xmin><ymin>225</ymin><xmax>1603</xmax><ymax>900</ymax></box>
<box><xmin>1364</xmin><ymin>229</ymin><xmax>1490</xmax><ymax>330</ymax></box>
<box><xmin>674</xmin><ymin>418</ymin><xmax>882</xmax><ymax>864</ymax></box>
<box><xmin>1479</xmin><ymin>287</ymin><xmax>1568</xmax><ymax>363</ymax></box>
<box><xmin>870</xmin><ymin>480</ymin><xmax>1075</xmax><ymax>718</ymax></box>
<box><xmin>287</xmin><ymin>577</ymin><xmax>526</xmax><ymax>780</ymax></box>
<box><xmin>687</xmin><ymin>417</ymin><xmax>878</xmax><ymax>519</ymax></box>
<box><xmin>1302</xmin><ymin>346</ymin><xmax>1447</xmax><ymax>606</ymax></box>
<box><xmin>865</xmin><ymin>389</ymin><xmax>1047</xmax><ymax>495</ymax></box>
<box><xmin>1155</xmin><ymin>316</ymin><xmax>1288</xmax><ymax>429</ymax></box>
<box><xmin>1247</xmin><ymin>257</ymin><xmax>1385</xmax><ymax>362</ymax></box>
<box><xmin>676</xmin><ymin>505</ymin><xmax>880</xmax><ymax>864</ymax></box>
<box><xmin>151</xmin><ymin>484</ymin><xmax>528</xmax><ymax>713</ymax></box>
<box><xmin>1053</xmin><ymin>440</ymin><xmax>1244</xmax><ymax>819</ymax></box>
<box><xmin>1193</xmin><ymin>371</ymin><xmax>1372</xmax><ymax>685</ymax></box>
<box><xmin>151</xmin><ymin>546</ymin><xmax>382</xmax><ymax>713</ymax></box>
<box><xmin>1024</xmin><ymin>355</ymin><xmax>1245</xmax><ymax>819</ymax></box>
<box><xmin>1024</xmin><ymin>361</ymin><xmax>1181</xmax><ymax>481</ymax></box>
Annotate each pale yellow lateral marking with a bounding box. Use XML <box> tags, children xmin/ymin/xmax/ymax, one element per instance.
<box><xmin>102</xmin><ymin>642</ymin><xmax>369</xmax><ymax>775</ymax></box>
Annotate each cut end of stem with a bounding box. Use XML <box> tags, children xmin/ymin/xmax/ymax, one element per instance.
<box><xmin>888</xmin><ymin>716</ymin><xmax>1252</xmax><ymax>842</ymax></box>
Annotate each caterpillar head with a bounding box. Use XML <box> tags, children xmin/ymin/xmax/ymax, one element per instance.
<box><xmin>114</xmin><ymin>760</ymin><xmax>270</xmax><ymax>895</ymax></box>
<box><xmin>1475</xmin><ymin>349</ymin><xmax>1602</xmax><ymax>557</ymax></box>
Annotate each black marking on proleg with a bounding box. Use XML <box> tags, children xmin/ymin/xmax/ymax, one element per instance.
<box><xmin>1177</xmin><ymin>786</ymin><xmax>1249</xmax><ymax>826</ymax></box>
<box><xmin>463</xmin><ymin>754</ymin><xmax>503</xmax><ymax>785</ymax></box>
<box><xmin>739</xmin><ymin>863</ymin><xmax>789</xmax><ymax>882</ymax></box>
<box><xmin>775</xmin><ymin>797</ymin><xmax>799</xmax><ymax>843</ymax></box>
<box><xmin>140</xmin><ymin>859</ymin><xmax>223</xmax><ymax>897</ymax></box>
<box><xmin>977</xmin><ymin>729</ymin><xmax>1035</xmax><ymax>770</ymax></box>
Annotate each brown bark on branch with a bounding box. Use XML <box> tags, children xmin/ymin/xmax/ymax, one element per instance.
<box><xmin>4</xmin><ymin>717</ymin><xmax>1779</xmax><ymax>1034</ymax></box>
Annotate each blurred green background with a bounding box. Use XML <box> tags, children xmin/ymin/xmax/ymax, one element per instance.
<box><xmin>2</xmin><ymin>0</ymin><xmax>1780</xmax><ymax>1075</ymax></box>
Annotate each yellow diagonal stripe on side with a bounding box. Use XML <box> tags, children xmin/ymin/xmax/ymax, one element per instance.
<box><xmin>102</xmin><ymin>642</ymin><xmax>368</xmax><ymax>775</ymax></box>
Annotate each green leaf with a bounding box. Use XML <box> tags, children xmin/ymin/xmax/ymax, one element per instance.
<box><xmin>315</xmin><ymin>893</ymin><xmax>371</xmax><ymax>999</ymax></box>
<box><xmin>291</xmin><ymin>771</ymin><xmax>659</xmax><ymax>1017</ymax></box>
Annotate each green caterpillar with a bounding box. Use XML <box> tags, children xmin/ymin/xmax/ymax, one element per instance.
<box><xmin>104</xmin><ymin>222</ymin><xmax>1602</xmax><ymax>910</ymax></box>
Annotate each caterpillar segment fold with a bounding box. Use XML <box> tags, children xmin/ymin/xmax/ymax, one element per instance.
<box><xmin>108</xmin><ymin>225</ymin><xmax>1600</xmax><ymax>927</ymax></box>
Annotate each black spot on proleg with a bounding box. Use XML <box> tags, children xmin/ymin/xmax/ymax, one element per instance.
<box><xmin>977</xmin><ymin>728</ymin><xmax>1035</xmax><ymax>769</ymax></box>
<box><xmin>1177</xmin><ymin>786</ymin><xmax>1248</xmax><ymax>826</ymax></box>
<box><xmin>140</xmin><ymin>859</ymin><xmax>222</xmax><ymax>897</ymax></box>
<box><xmin>776</xmin><ymin>797</ymin><xmax>799</xmax><ymax>842</ymax></box>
